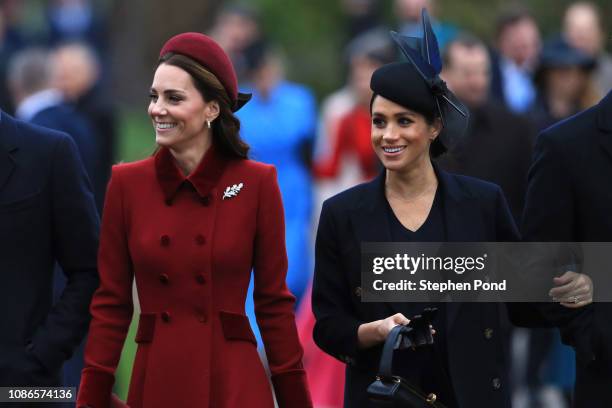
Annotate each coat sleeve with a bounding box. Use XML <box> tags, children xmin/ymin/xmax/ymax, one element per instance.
<box><xmin>312</xmin><ymin>199</ymin><xmax>363</xmax><ymax>364</ymax></box>
<box><xmin>77</xmin><ymin>167</ymin><xmax>134</xmax><ymax>408</ymax></box>
<box><xmin>252</xmin><ymin>166</ymin><xmax>312</xmax><ymax>408</ymax></box>
<box><xmin>519</xmin><ymin>131</ymin><xmax>597</xmax><ymax>363</ymax></box>
<box><xmin>28</xmin><ymin>134</ymin><xmax>100</xmax><ymax>373</ymax></box>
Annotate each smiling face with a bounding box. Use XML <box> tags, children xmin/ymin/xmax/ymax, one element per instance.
<box><xmin>148</xmin><ymin>63</ymin><xmax>218</xmax><ymax>152</ymax></box>
<box><xmin>371</xmin><ymin>95</ymin><xmax>441</xmax><ymax>173</ymax></box>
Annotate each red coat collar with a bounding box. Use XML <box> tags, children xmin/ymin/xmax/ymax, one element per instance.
<box><xmin>154</xmin><ymin>144</ymin><xmax>227</xmax><ymax>203</ymax></box>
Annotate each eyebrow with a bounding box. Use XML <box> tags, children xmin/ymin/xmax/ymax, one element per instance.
<box><xmin>372</xmin><ymin>111</ymin><xmax>415</xmax><ymax>117</ymax></box>
<box><xmin>149</xmin><ymin>88</ymin><xmax>187</xmax><ymax>94</ymax></box>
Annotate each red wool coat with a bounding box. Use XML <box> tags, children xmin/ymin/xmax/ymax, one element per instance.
<box><xmin>77</xmin><ymin>145</ymin><xmax>312</xmax><ymax>408</ymax></box>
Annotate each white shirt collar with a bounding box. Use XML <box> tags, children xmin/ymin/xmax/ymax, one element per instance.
<box><xmin>16</xmin><ymin>89</ymin><xmax>64</xmax><ymax>122</ymax></box>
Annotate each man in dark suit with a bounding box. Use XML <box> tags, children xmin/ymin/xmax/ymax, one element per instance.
<box><xmin>51</xmin><ymin>42</ymin><xmax>118</xmax><ymax>212</ymax></box>
<box><xmin>0</xmin><ymin>109</ymin><xmax>99</xmax><ymax>392</ymax></box>
<box><xmin>8</xmin><ymin>48</ymin><xmax>98</xmax><ymax>207</ymax></box>
<box><xmin>522</xmin><ymin>90</ymin><xmax>612</xmax><ymax>407</ymax></box>
<box><xmin>7</xmin><ymin>48</ymin><xmax>101</xmax><ymax>391</ymax></box>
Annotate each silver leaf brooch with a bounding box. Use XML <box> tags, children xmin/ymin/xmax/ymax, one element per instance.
<box><xmin>222</xmin><ymin>183</ymin><xmax>244</xmax><ymax>200</ymax></box>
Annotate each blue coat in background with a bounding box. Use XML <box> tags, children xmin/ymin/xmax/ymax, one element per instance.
<box><xmin>237</xmin><ymin>80</ymin><xmax>317</xmax><ymax>345</ymax></box>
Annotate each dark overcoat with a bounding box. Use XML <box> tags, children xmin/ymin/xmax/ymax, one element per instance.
<box><xmin>313</xmin><ymin>169</ymin><xmax>519</xmax><ymax>408</ymax></box>
<box><xmin>521</xmin><ymin>91</ymin><xmax>612</xmax><ymax>408</ymax></box>
<box><xmin>0</xmin><ymin>111</ymin><xmax>99</xmax><ymax>387</ymax></box>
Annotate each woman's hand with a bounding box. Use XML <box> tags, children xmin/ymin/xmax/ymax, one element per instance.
<box><xmin>358</xmin><ymin>313</ymin><xmax>410</xmax><ymax>349</ymax></box>
<box><xmin>376</xmin><ymin>313</ymin><xmax>411</xmax><ymax>341</ymax></box>
<box><xmin>357</xmin><ymin>313</ymin><xmax>436</xmax><ymax>349</ymax></box>
<box><xmin>550</xmin><ymin>271</ymin><xmax>593</xmax><ymax>308</ymax></box>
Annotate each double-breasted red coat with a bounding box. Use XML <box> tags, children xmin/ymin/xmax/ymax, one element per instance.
<box><xmin>77</xmin><ymin>145</ymin><xmax>312</xmax><ymax>408</ymax></box>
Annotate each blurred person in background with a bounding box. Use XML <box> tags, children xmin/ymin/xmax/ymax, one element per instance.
<box><xmin>0</xmin><ymin>0</ymin><xmax>27</xmax><ymax>113</ymax></box>
<box><xmin>340</xmin><ymin>0</ymin><xmax>384</xmax><ymax>44</ymax></box>
<box><xmin>8</xmin><ymin>48</ymin><xmax>97</xmax><ymax>189</ymax></box>
<box><xmin>51</xmin><ymin>41</ymin><xmax>117</xmax><ymax>212</ymax></box>
<box><xmin>395</xmin><ymin>0</ymin><xmax>457</xmax><ymax>50</ymax></box>
<box><xmin>237</xmin><ymin>39</ymin><xmax>317</xmax><ymax>308</ymax></box>
<box><xmin>314</xmin><ymin>28</ymin><xmax>394</xmax><ymax>193</ymax></box>
<box><xmin>7</xmin><ymin>47</ymin><xmax>99</xmax><ymax>392</ymax></box>
<box><xmin>45</xmin><ymin>0</ymin><xmax>110</xmax><ymax>89</ymax></box>
<box><xmin>437</xmin><ymin>34</ymin><xmax>535</xmax><ymax>224</ymax></box>
<box><xmin>562</xmin><ymin>1</ymin><xmax>612</xmax><ymax>94</ymax></box>
<box><xmin>530</xmin><ymin>37</ymin><xmax>599</xmax><ymax>132</ymax></box>
<box><xmin>209</xmin><ymin>3</ymin><xmax>262</xmax><ymax>83</ymax></box>
<box><xmin>490</xmin><ymin>7</ymin><xmax>541</xmax><ymax>114</ymax></box>
<box><xmin>45</xmin><ymin>0</ymin><xmax>106</xmax><ymax>55</ymax></box>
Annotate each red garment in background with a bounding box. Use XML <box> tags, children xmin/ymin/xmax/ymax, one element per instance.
<box><xmin>314</xmin><ymin>105</ymin><xmax>378</xmax><ymax>180</ymax></box>
<box><xmin>297</xmin><ymin>285</ymin><xmax>345</xmax><ymax>408</ymax></box>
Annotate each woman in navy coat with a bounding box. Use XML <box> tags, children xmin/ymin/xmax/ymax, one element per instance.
<box><xmin>313</xmin><ymin>11</ymin><xmax>545</xmax><ymax>408</ymax></box>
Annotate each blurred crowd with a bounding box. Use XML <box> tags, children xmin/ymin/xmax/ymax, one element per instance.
<box><xmin>2</xmin><ymin>0</ymin><xmax>610</xmax><ymax>407</ymax></box>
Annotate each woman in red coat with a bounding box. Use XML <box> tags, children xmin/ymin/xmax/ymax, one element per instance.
<box><xmin>76</xmin><ymin>33</ymin><xmax>312</xmax><ymax>408</ymax></box>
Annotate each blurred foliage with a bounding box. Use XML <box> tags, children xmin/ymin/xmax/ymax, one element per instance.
<box><xmin>118</xmin><ymin>110</ymin><xmax>155</xmax><ymax>163</ymax></box>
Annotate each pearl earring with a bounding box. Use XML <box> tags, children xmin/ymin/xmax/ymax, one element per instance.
<box><xmin>207</xmin><ymin>120</ymin><xmax>211</xmax><ymax>129</ymax></box>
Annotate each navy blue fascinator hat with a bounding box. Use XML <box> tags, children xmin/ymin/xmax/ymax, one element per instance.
<box><xmin>370</xmin><ymin>9</ymin><xmax>469</xmax><ymax>155</ymax></box>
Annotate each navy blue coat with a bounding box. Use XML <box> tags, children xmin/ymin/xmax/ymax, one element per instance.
<box><xmin>0</xmin><ymin>111</ymin><xmax>99</xmax><ymax>387</ymax></box>
<box><xmin>30</xmin><ymin>104</ymin><xmax>99</xmax><ymax>211</ymax></box>
<box><xmin>312</xmin><ymin>169</ymin><xmax>518</xmax><ymax>408</ymax></box>
<box><xmin>522</xmin><ymin>91</ymin><xmax>612</xmax><ymax>407</ymax></box>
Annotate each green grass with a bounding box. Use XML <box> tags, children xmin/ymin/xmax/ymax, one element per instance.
<box><xmin>117</xmin><ymin>109</ymin><xmax>156</xmax><ymax>163</ymax></box>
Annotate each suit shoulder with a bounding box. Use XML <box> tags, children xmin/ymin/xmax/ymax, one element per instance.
<box><xmin>539</xmin><ymin>105</ymin><xmax>598</xmax><ymax>146</ymax></box>
<box><xmin>15</xmin><ymin>117</ymin><xmax>72</xmax><ymax>147</ymax></box>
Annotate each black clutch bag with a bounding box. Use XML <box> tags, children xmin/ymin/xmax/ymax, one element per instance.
<box><xmin>367</xmin><ymin>310</ymin><xmax>446</xmax><ymax>408</ymax></box>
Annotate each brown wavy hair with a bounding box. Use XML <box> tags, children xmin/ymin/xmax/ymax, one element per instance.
<box><xmin>157</xmin><ymin>53</ymin><xmax>249</xmax><ymax>159</ymax></box>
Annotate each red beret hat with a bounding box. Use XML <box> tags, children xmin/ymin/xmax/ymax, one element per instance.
<box><xmin>159</xmin><ymin>32</ymin><xmax>251</xmax><ymax>111</ymax></box>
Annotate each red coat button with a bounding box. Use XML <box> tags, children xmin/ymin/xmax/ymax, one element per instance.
<box><xmin>160</xmin><ymin>235</ymin><xmax>170</xmax><ymax>247</ymax></box>
<box><xmin>195</xmin><ymin>235</ymin><xmax>206</xmax><ymax>245</ymax></box>
<box><xmin>198</xmin><ymin>314</ymin><xmax>207</xmax><ymax>323</ymax></box>
<box><xmin>159</xmin><ymin>274</ymin><xmax>169</xmax><ymax>284</ymax></box>
<box><xmin>200</xmin><ymin>195</ymin><xmax>211</xmax><ymax>206</ymax></box>
<box><xmin>161</xmin><ymin>311</ymin><xmax>170</xmax><ymax>322</ymax></box>
<box><xmin>196</xmin><ymin>274</ymin><xmax>205</xmax><ymax>284</ymax></box>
